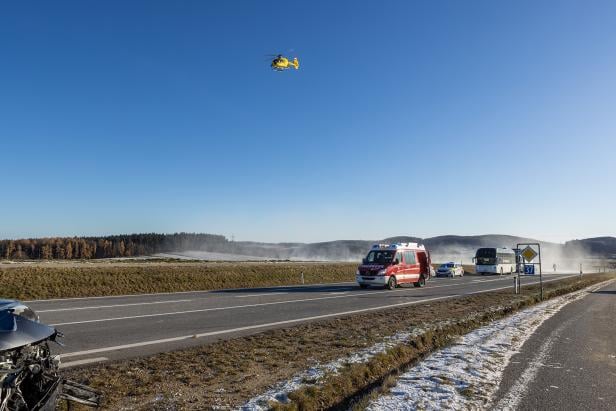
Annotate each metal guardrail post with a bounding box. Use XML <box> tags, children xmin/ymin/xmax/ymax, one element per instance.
<box><xmin>579</xmin><ymin>263</ymin><xmax>583</xmax><ymax>279</ymax></box>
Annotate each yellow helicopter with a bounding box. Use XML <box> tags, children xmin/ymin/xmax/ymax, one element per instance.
<box><xmin>270</xmin><ymin>54</ymin><xmax>299</xmax><ymax>71</ymax></box>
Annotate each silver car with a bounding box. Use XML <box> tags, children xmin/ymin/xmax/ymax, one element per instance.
<box><xmin>436</xmin><ymin>262</ymin><xmax>464</xmax><ymax>277</ymax></box>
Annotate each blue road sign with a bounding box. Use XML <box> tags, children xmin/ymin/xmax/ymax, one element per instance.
<box><xmin>524</xmin><ymin>264</ymin><xmax>535</xmax><ymax>275</ymax></box>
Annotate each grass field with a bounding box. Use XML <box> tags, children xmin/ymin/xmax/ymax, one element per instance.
<box><xmin>0</xmin><ymin>259</ymin><xmax>506</xmax><ymax>301</ymax></box>
<box><xmin>63</xmin><ymin>272</ymin><xmax>615</xmax><ymax>410</ymax></box>
<box><xmin>0</xmin><ymin>261</ymin><xmax>357</xmax><ymax>300</ymax></box>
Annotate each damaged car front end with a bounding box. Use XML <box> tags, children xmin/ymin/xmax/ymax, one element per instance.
<box><xmin>0</xmin><ymin>299</ymin><xmax>100</xmax><ymax>410</ymax></box>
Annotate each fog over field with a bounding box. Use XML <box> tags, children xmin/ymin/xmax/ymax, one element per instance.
<box><xmin>155</xmin><ymin>251</ymin><xmax>273</xmax><ymax>261</ymax></box>
<box><xmin>2</xmin><ymin>233</ymin><xmax>612</xmax><ymax>270</ymax></box>
<box><xmin>162</xmin><ymin>235</ymin><xmax>616</xmax><ymax>270</ymax></box>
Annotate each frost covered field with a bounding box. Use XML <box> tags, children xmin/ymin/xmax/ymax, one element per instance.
<box><xmin>366</xmin><ymin>280</ymin><xmax>613</xmax><ymax>410</ymax></box>
<box><xmin>155</xmin><ymin>251</ymin><xmax>274</xmax><ymax>261</ymax></box>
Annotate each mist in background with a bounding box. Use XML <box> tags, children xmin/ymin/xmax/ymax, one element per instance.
<box><xmin>159</xmin><ymin>234</ymin><xmax>615</xmax><ymax>271</ymax></box>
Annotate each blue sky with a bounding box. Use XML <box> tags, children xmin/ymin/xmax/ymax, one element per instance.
<box><xmin>1</xmin><ymin>0</ymin><xmax>615</xmax><ymax>243</ymax></box>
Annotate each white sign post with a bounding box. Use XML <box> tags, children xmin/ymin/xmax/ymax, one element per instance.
<box><xmin>516</xmin><ymin>243</ymin><xmax>543</xmax><ymax>300</ymax></box>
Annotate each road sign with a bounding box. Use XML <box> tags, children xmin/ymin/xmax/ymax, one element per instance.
<box><xmin>521</xmin><ymin>246</ymin><xmax>538</xmax><ymax>262</ymax></box>
<box><xmin>517</xmin><ymin>242</ymin><xmax>543</xmax><ymax>299</ymax></box>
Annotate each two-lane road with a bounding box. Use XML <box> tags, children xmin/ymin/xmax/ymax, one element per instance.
<box><xmin>25</xmin><ymin>273</ymin><xmax>575</xmax><ymax>367</ymax></box>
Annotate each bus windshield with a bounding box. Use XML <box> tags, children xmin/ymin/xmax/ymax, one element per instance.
<box><xmin>476</xmin><ymin>248</ymin><xmax>496</xmax><ymax>258</ymax></box>
<box><xmin>476</xmin><ymin>248</ymin><xmax>496</xmax><ymax>265</ymax></box>
<box><xmin>364</xmin><ymin>250</ymin><xmax>395</xmax><ymax>265</ymax></box>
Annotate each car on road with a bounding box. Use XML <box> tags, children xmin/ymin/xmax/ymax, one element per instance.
<box><xmin>356</xmin><ymin>242</ymin><xmax>432</xmax><ymax>289</ymax></box>
<box><xmin>436</xmin><ymin>262</ymin><xmax>464</xmax><ymax>277</ymax></box>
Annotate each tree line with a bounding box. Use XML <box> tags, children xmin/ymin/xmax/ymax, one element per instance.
<box><xmin>0</xmin><ymin>233</ymin><xmax>228</xmax><ymax>260</ymax></box>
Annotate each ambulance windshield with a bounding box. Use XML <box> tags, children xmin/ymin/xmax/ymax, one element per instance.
<box><xmin>364</xmin><ymin>250</ymin><xmax>395</xmax><ymax>264</ymax></box>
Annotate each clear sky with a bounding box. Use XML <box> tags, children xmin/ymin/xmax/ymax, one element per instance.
<box><xmin>1</xmin><ymin>1</ymin><xmax>615</xmax><ymax>243</ymax></box>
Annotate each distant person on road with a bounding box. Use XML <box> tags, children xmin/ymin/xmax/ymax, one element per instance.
<box><xmin>553</xmin><ymin>263</ymin><xmax>557</xmax><ymax>272</ymax></box>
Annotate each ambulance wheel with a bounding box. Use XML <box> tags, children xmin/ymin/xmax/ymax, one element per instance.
<box><xmin>359</xmin><ymin>284</ymin><xmax>369</xmax><ymax>289</ymax></box>
<box><xmin>414</xmin><ymin>275</ymin><xmax>426</xmax><ymax>288</ymax></box>
<box><xmin>387</xmin><ymin>276</ymin><xmax>397</xmax><ymax>290</ymax></box>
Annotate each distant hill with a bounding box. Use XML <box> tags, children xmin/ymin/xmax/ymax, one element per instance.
<box><xmin>2</xmin><ymin>233</ymin><xmax>614</xmax><ymax>263</ymax></box>
<box><xmin>564</xmin><ymin>237</ymin><xmax>616</xmax><ymax>258</ymax></box>
<box><xmin>227</xmin><ymin>234</ymin><xmax>563</xmax><ymax>262</ymax></box>
<box><xmin>227</xmin><ymin>234</ymin><xmax>616</xmax><ymax>263</ymax></box>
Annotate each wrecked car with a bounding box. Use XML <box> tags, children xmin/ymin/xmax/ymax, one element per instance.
<box><xmin>0</xmin><ymin>299</ymin><xmax>100</xmax><ymax>410</ymax></box>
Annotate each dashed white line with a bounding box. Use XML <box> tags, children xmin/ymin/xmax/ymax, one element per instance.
<box><xmin>23</xmin><ymin>281</ymin><xmax>357</xmax><ymax>303</ymax></box>
<box><xmin>235</xmin><ymin>293</ymin><xmax>289</xmax><ymax>298</ymax></box>
<box><xmin>49</xmin><ymin>293</ymin><xmax>374</xmax><ymax>326</ymax></box>
<box><xmin>56</xmin><ymin>275</ymin><xmax>578</xmax><ymax>362</ymax></box>
<box><xmin>59</xmin><ymin>294</ymin><xmax>459</xmax><ymax>359</ymax></box>
<box><xmin>48</xmin><ymin>276</ymin><xmax>570</xmax><ymax>327</ymax></box>
<box><xmin>36</xmin><ymin>299</ymin><xmax>193</xmax><ymax>313</ymax></box>
<box><xmin>494</xmin><ymin>315</ymin><xmax>572</xmax><ymax>409</ymax></box>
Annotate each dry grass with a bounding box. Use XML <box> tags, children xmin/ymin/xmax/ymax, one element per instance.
<box><xmin>64</xmin><ymin>273</ymin><xmax>615</xmax><ymax>410</ymax></box>
<box><xmin>0</xmin><ymin>262</ymin><xmax>357</xmax><ymax>300</ymax></box>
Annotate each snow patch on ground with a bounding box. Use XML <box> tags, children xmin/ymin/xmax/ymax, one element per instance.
<box><xmin>240</xmin><ymin>327</ymin><xmax>429</xmax><ymax>410</ymax></box>
<box><xmin>240</xmin><ymin>307</ymin><xmax>508</xmax><ymax>410</ymax></box>
<box><xmin>367</xmin><ymin>280</ymin><xmax>613</xmax><ymax>411</ymax></box>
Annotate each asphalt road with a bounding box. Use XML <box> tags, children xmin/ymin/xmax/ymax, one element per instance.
<box><xmin>493</xmin><ymin>279</ymin><xmax>616</xmax><ymax>410</ymax></box>
<box><xmin>25</xmin><ymin>273</ymin><xmax>575</xmax><ymax>367</ymax></box>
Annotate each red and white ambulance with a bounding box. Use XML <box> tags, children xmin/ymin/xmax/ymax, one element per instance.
<box><xmin>356</xmin><ymin>243</ymin><xmax>432</xmax><ymax>289</ymax></box>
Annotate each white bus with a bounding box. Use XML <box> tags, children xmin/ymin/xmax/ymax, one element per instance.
<box><xmin>474</xmin><ymin>247</ymin><xmax>516</xmax><ymax>275</ymax></box>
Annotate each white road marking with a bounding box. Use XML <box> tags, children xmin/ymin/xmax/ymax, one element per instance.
<box><xmin>48</xmin><ymin>292</ymin><xmax>379</xmax><ymax>326</ymax></box>
<box><xmin>23</xmin><ymin>282</ymin><xmax>357</xmax><ymax>303</ymax></box>
<box><xmin>57</xmin><ymin>276</ymin><xmax>578</xmax><ymax>359</ymax></box>
<box><xmin>36</xmin><ymin>299</ymin><xmax>193</xmax><ymax>313</ymax></box>
<box><xmin>48</xmin><ymin>276</ymin><xmax>569</xmax><ymax>327</ymax></box>
<box><xmin>467</xmin><ymin>275</ymin><xmax>577</xmax><ymax>295</ymax></box>
<box><xmin>235</xmin><ymin>293</ymin><xmax>289</xmax><ymax>298</ymax></box>
<box><xmin>26</xmin><ymin>274</ymin><xmax>571</xmax><ymax>304</ymax></box>
<box><xmin>59</xmin><ymin>357</ymin><xmax>109</xmax><ymax>368</ymax></box>
<box><xmin>493</xmin><ymin>319</ymin><xmax>570</xmax><ymax>409</ymax></box>
<box><xmin>365</xmin><ymin>280</ymin><xmax>613</xmax><ymax>411</ymax></box>
<box><xmin>493</xmin><ymin>279</ymin><xmax>615</xmax><ymax>410</ymax></box>
<box><xmin>58</xmin><ymin>294</ymin><xmax>459</xmax><ymax>359</ymax></box>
